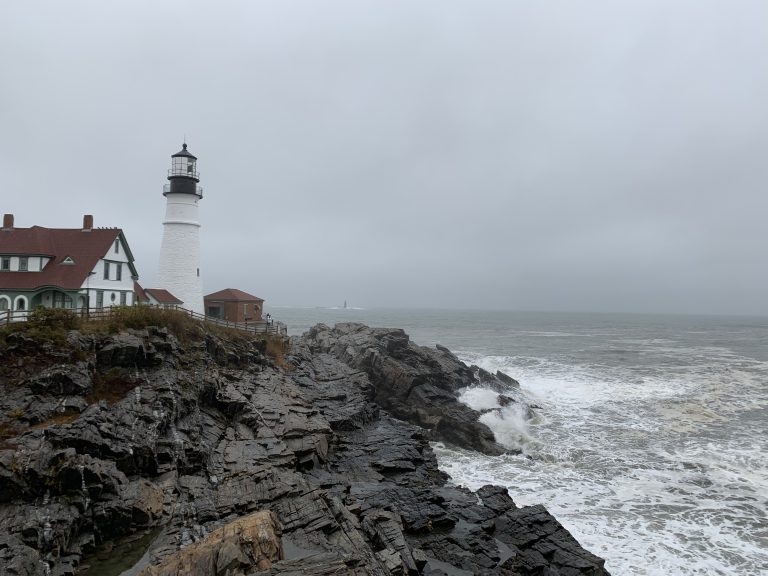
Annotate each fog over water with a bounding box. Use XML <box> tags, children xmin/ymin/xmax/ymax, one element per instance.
<box><xmin>1</xmin><ymin>1</ymin><xmax>766</xmax><ymax>315</ymax></box>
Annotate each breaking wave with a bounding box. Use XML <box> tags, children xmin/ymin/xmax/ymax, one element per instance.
<box><xmin>442</xmin><ymin>348</ymin><xmax>768</xmax><ymax>575</ymax></box>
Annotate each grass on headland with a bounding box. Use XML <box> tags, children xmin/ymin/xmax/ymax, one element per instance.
<box><xmin>0</xmin><ymin>306</ymin><xmax>198</xmax><ymax>347</ymax></box>
<box><xmin>265</xmin><ymin>334</ymin><xmax>292</xmax><ymax>370</ymax></box>
<box><xmin>80</xmin><ymin>305</ymin><xmax>202</xmax><ymax>342</ymax></box>
<box><xmin>0</xmin><ymin>305</ymin><xmax>289</xmax><ymax>365</ymax></box>
<box><xmin>0</xmin><ymin>306</ymin><xmax>79</xmax><ymax>347</ymax></box>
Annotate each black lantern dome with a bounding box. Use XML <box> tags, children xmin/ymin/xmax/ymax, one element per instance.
<box><xmin>164</xmin><ymin>143</ymin><xmax>202</xmax><ymax>197</ymax></box>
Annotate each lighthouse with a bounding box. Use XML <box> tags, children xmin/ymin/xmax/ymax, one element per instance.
<box><xmin>157</xmin><ymin>143</ymin><xmax>204</xmax><ymax>315</ymax></box>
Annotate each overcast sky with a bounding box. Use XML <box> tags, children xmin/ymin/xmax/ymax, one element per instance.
<box><xmin>1</xmin><ymin>1</ymin><xmax>766</xmax><ymax>315</ymax></box>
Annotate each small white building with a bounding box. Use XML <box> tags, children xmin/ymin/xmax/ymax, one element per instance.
<box><xmin>133</xmin><ymin>282</ymin><xmax>183</xmax><ymax>309</ymax></box>
<box><xmin>0</xmin><ymin>214</ymin><xmax>138</xmax><ymax>318</ymax></box>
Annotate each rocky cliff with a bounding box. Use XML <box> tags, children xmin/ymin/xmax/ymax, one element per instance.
<box><xmin>0</xmin><ymin>315</ymin><xmax>609</xmax><ymax>575</ymax></box>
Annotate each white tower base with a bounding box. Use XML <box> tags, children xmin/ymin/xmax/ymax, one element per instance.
<box><xmin>158</xmin><ymin>193</ymin><xmax>204</xmax><ymax>315</ymax></box>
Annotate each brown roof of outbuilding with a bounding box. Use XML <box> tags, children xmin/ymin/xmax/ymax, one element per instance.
<box><xmin>0</xmin><ymin>226</ymin><xmax>134</xmax><ymax>291</ymax></box>
<box><xmin>133</xmin><ymin>281</ymin><xmax>149</xmax><ymax>303</ymax></box>
<box><xmin>144</xmin><ymin>289</ymin><xmax>183</xmax><ymax>304</ymax></box>
<box><xmin>204</xmin><ymin>288</ymin><xmax>264</xmax><ymax>302</ymax></box>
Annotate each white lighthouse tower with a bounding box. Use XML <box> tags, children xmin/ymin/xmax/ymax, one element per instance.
<box><xmin>157</xmin><ymin>143</ymin><xmax>204</xmax><ymax>315</ymax></box>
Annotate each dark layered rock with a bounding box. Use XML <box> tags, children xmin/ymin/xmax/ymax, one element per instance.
<box><xmin>495</xmin><ymin>505</ymin><xmax>608</xmax><ymax>575</ymax></box>
<box><xmin>0</xmin><ymin>320</ymin><xmax>609</xmax><ymax>576</ymax></box>
<box><xmin>25</xmin><ymin>363</ymin><xmax>94</xmax><ymax>396</ymax></box>
<box><xmin>297</xmin><ymin>323</ymin><xmax>512</xmax><ymax>455</ymax></box>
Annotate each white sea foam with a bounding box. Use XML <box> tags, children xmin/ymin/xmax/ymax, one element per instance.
<box><xmin>458</xmin><ymin>387</ymin><xmax>502</xmax><ymax>412</ymax></box>
<box><xmin>443</xmin><ymin>349</ymin><xmax>768</xmax><ymax>576</ymax></box>
<box><xmin>478</xmin><ymin>402</ymin><xmax>536</xmax><ymax>451</ymax></box>
<box><xmin>458</xmin><ymin>387</ymin><xmax>537</xmax><ymax>451</ymax></box>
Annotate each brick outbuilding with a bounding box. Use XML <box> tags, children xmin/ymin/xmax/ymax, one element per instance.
<box><xmin>204</xmin><ymin>288</ymin><xmax>264</xmax><ymax>323</ymax></box>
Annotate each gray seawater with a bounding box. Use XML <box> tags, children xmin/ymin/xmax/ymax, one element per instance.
<box><xmin>273</xmin><ymin>307</ymin><xmax>768</xmax><ymax>575</ymax></box>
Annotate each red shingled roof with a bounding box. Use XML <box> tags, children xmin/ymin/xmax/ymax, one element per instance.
<box><xmin>144</xmin><ymin>289</ymin><xmax>182</xmax><ymax>304</ymax></box>
<box><xmin>204</xmin><ymin>288</ymin><xmax>264</xmax><ymax>302</ymax></box>
<box><xmin>0</xmin><ymin>226</ymin><xmax>133</xmax><ymax>290</ymax></box>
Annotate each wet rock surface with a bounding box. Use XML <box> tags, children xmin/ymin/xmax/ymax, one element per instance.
<box><xmin>0</xmin><ymin>321</ymin><xmax>609</xmax><ymax>575</ymax></box>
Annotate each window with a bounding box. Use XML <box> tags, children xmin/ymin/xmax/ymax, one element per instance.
<box><xmin>114</xmin><ymin>239</ymin><xmax>120</xmax><ymax>254</ymax></box>
<box><xmin>110</xmin><ymin>292</ymin><xmax>116</xmax><ymax>303</ymax></box>
<box><xmin>0</xmin><ymin>298</ymin><xmax>8</xmax><ymax>311</ymax></box>
<box><xmin>19</xmin><ymin>257</ymin><xmax>28</xmax><ymax>271</ymax></box>
<box><xmin>103</xmin><ymin>262</ymin><xmax>110</xmax><ymax>280</ymax></box>
<box><xmin>53</xmin><ymin>293</ymin><xmax>73</xmax><ymax>309</ymax></box>
<box><xmin>1</xmin><ymin>257</ymin><xmax>9</xmax><ymax>271</ymax></box>
<box><xmin>120</xmin><ymin>292</ymin><xmax>127</xmax><ymax>305</ymax></box>
<box><xmin>96</xmin><ymin>291</ymin><xmax>104</xmax><ymax>308</ymax></box>
<box><xmin>197</xmin><ymin>267</ymin><xmax>200</xmax><ymax>277</ymax></box>
<box><xmin>116</xmin><ymin>263</ymin><xmax>122</xmax><ymax>281</ymax></box>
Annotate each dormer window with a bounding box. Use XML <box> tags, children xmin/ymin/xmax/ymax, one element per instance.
<box><xmin>19</xmin><ymin>257</ymin><xmax>28</xmax><ymax>271</ymax></box>
<box><xmin>1</xmin><ymin>257</ymin><xmax>9</xmax><ymax>271</ymax></box>
<box><xmin>61</xmin><ymin>256</ymin><xmax>76</xmax><ymax>265</ymax></box>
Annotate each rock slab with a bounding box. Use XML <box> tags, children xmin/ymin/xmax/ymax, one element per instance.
<box><xmin>138</xmin><ymin>510</ymin><xmax>282</xmax><ymax>576</ymax></box>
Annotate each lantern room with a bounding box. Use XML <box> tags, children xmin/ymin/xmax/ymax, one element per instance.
<box><xmin>164</xmin><ymin>143</ymin><xmax>203</xmax><ymax>197</ymax></box>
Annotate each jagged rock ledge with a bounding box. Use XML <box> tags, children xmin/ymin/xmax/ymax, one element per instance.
<box><xmin>0</xmin><ymin>318</ymin><xmax>609</xmax><ymax>575</ymax></box>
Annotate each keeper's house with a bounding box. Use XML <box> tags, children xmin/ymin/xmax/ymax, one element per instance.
<box><xmin>0</xmin><ymin>214</ymin><xmax>138</xmax><ymax>318</ymax></box>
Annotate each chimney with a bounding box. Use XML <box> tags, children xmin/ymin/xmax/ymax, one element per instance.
<box><xmin>2</xmin><ymin>214</ymin><xmax>13</xmax><ymax>231</ymax></box>
<box><xmin>82</xmin><ymin>214</ymin><xmax>93</xmax><ymax>231</ymax></box>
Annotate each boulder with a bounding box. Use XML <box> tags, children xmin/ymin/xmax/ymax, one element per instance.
<box><xmin>25</xmin><ymin>363</ymin><xmax>93</xmax><ymax>396</ymax></box>
<box><xmin>138</xmin><ymin>511</ymin><xmax>282</xmax><ymax>576</ymax></box>
<box><xmin>496</xmin><ymin>504</ymin><xmax>608</xmax><ymax>575</ymax></box>
<box><xmin>0</xmin><ymin>533</ymin><xmax>44</xmax><ymax>576</ymax></box>
<box><xmin>96</xmin><ymin>332</ymin><xmax>156</xmax><ymax>367</ymax></box>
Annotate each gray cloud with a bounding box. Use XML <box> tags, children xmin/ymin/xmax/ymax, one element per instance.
<box><xmin>1</xmin><ymin>1</ymin><xmax>766</xmax><ymax>314</ymax></box>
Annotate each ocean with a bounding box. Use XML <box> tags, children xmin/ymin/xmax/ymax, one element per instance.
<box><xmin>274</xmin><ymin>307</ymin><xmax>768</xmax><ymax>576</ymax></box>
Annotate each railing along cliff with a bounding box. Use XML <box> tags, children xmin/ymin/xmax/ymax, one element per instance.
<box><xmin>0</xmin><ymin>309</ymin><xmax>29</xmax><ymax>324</ymax></box>
<box><xmin>0</xmin><ymin>306</ymin><xmax>287</xmax><ymax>337</ymax></box>
<box><xmin>177</xmin><ymin>307</ymin><xmax>287</xmax><ymax>336</ymax></box>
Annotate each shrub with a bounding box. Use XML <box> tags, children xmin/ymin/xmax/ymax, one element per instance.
<box><xmin>82</xmin><ymin>306</ymin><xmax>202</xmax><ymax>342</ymax></box>
<box><xmin>264</xmin><ymin>335</ymin><xmax>292</xmax><ymax>370</ymax></box>
<box><xmin>27</xmin><ymin>307</ymin><xmax>81</xmax><ymax>330</ymax></box>
<box><xmin>0</xmin><ymin>306</ymin><xmax>78</xmax><ymax>347</ymax></box>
